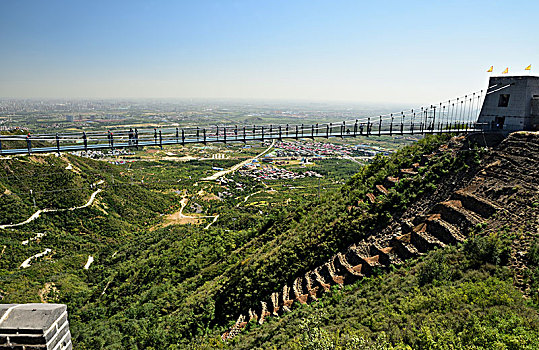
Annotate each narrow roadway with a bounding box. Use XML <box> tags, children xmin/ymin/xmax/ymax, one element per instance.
<box><xmin>202</xmin><ymin>139</ymin><xmax>275</xmax><ymax>181</ymax></box>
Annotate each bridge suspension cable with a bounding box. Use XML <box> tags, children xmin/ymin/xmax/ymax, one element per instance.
<box><xmin>0</xmin><ymin>89</ymin><xmax>487</xmax><ymax>155</ymax></box>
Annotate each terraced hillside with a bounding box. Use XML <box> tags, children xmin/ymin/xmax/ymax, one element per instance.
<box><xmin>222</xmin><ymin>188</ymin><xmax>502</xmax><ymax>340</ymax></box>
<box><xmin>219</xmin><ymin>132</ymin><xmax>539</xmax><ymax>347</ymax></box>
<box><xmin>469</xmin><ymin>133</ymin><xmax>539</xmax><ymax>279</ymax></box>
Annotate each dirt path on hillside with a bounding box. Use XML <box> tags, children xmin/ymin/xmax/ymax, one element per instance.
<box><xmin>0</xmin><ymin>184</ymin><xmax>103</xmax><ymax>230</ymax></box>
<box><xmin>152</xmin><ymin>196</ymin><xmax>219</xmax><ymax>231</ymax></box>
<box><xmin>20</xmin><ymin>248</ymin><xmax>52</xmax><ymax>268</ymax></box>
<box><xmin>158</xmin><ymin>197</ymin><xmax>201</xmax><ymax>228</ymax></box>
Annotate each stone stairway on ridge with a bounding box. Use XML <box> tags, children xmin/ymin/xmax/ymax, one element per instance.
<box><xmin>222</xmin><ymin>183</ymin><xmax>501</xmax><ymax>341</ymax></box>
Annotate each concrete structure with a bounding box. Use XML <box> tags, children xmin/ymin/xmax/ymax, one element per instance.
<box><xmin>477</xmin><ymin>75</ymin><xmax>539</xmax><ymax>131</ymax></box>
<box><xmin>532</xmin><ymin>96</ymin><xmax>539</xmax><ymax>122</ymax></box>
<box><xmin>0</xmin><ymin>304</ymin><xmax>71</xmax><ymax>350</ymax></box>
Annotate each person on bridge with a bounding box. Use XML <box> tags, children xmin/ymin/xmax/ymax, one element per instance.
<box><xmin>108</xmin><ymin>130</ymin><xmax>114</xmax><ymax>148</ymax></box>
<box><xmin>82</xmin><ymin>132</ymin><xmax>87</xmax><ymax>151</ymax></box>
<box><xmin>26</xmin><ymin>133</ymin><xmax>32</xmax><ymax>153</ymax></box>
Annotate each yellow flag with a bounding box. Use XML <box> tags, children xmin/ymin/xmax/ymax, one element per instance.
<box><xmin>502</xmin><ymin>67</ymin><xmax>509</xmax><ymax>74</ymax></box>
<box><xmin>525</xmin><ymin>64</ymin><xmax>532</xmax><ymax>70</ymax></box>
<box><xmin>487</xmin><ymin>66</ymin><xmax>493</xmax><ymax>72</ymax></box>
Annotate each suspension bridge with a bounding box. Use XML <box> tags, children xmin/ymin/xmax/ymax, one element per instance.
<box><xmin>2</xmin><ymin>78</ymin><xmax>526</xmax><ymax>156</ymax></box>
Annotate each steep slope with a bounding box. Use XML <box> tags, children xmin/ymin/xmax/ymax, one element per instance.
<box><xmin>466</xmin><ymin>132</ymin><xmax>539</xmax><ymax>290</ymax></box>
<box><xmin>5</xmin><ymin>133</ymin><xmax>536</xmax><ymax>349</ymax></box>
<box><xmin>0</xmin><ymin>154</ymin><xmax>176</xmax><ymax>303</ymax></box>
<box><xmin>215</xmin><ymin>236</ymin><xmax>539</xmax><ymax>350</ymax></box>
<box><xmin>214</xmin><ymin>131</ymin><xmax>539</xmax><ymax>348</ymax></box>
<box><xmin>66</xmin><ymin>134</ymin><xmax>492</xmax><ymax>348</ymax></box>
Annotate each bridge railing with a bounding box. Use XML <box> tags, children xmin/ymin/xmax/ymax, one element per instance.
<box><xmin>0</xmin><ymin>89</ymin><xmax>487</xmax><ymax>155</ymax></box>
<box><xmin>0</xmin><ymin>121</ymin><xmax>483</xmax><ymax>156</ymax></box>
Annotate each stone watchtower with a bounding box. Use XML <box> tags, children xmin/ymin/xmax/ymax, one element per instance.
<box><xmin>477</xmin><ymin>75</ymin><xmax>539</xmax><ymax>131</ymax></box>
<box><xmin>0</xmin><ymin>304</ymin><xmax>72</xmax><ymax>349</ymax></box>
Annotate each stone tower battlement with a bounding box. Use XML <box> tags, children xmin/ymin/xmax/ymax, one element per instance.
<box><xmin>477</xmin><ymin>75</ymin><xmax>539</xmax><ymax>131</ymax></box>
<box><xmin>0</xmin><ymin>304</ymin><xmax>71</xmax><ymax>350</ymax></box>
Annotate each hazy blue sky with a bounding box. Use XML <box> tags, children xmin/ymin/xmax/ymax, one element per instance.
<box><xmin>1</xmin><ymin>0</ymin><xmax>538</xmax><ymax>103</ymax></box>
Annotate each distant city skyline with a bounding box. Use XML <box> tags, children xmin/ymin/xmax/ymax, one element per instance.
<box><xmin>1</xmin><ymin>0</ymin><xmax>538</xmax><ymax>104</ymax></box>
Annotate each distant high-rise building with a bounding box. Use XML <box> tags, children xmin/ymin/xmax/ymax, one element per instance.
<box><xmin>65</xmin><ymin>115</ymin><xmax>74</xmax><ymax>122</ymax></box>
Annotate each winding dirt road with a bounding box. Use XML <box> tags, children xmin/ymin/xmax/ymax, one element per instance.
<box><xmin>0</xmin><ymin>188</ymin><xmax>103</xmax><ymax>230</ymax></box>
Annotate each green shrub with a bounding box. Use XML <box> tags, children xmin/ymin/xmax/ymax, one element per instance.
<box><xmin>463</xmin><ymin>234</ymin><xmax>511</xmax><ymax>267</ymax></box>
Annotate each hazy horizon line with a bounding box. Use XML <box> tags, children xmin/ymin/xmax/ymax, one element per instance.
<box><xmin>0</xmin><ymin>95</ymin><xmax>450</xmax><ymax>109</ymax></box>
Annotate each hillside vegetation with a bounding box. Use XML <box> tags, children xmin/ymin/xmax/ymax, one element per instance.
<box><xmin>0</xmin><ymin>132</ymin><xmax>538</xmax><ymax>349</ymax></box>
<box><xmin>217</xmin><ymin>237</ymin><xmax>539</xmax><ymax>349</ymax></box>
